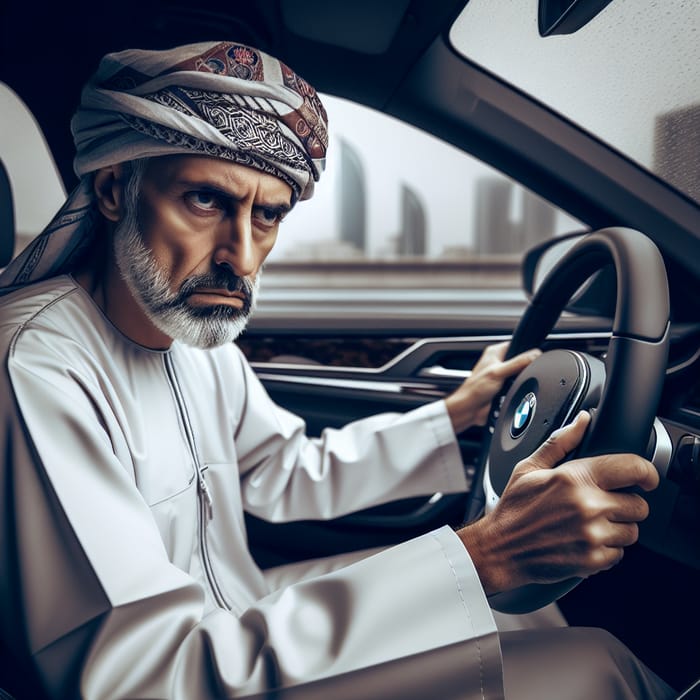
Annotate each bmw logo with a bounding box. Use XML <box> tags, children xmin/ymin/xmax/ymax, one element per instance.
<box><xmin>511</xmin><ymin>392</ymin><xmax>536</xmax><ymax>438</ymax></box>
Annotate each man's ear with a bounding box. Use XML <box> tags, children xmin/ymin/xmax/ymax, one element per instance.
<box><xmin>93</xmin><ymin>164</ymin><xmax>126</xmax><ymax>222</ymax></box>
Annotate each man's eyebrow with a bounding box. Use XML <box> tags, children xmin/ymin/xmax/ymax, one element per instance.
<box><xmin>256</xmin><ymin>201</ymin><xmax>293</xmax><ymax>216</ymax></box>
<box><xmin>176</xmin><ymin>179</ymin><xmax>292</xmax><ymax>211</ymax></box>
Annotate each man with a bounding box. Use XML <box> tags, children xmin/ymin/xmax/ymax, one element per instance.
<box><xmin>0</xmin><ymin>42</ymin><xmax>675</xmax><ymax>699</ymax></box>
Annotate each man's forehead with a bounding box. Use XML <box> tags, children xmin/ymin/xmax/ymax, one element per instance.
<box><xmin>142</xmin><ymin>154</ymin><xmax>294</xmax><ymax>204</ymax></box>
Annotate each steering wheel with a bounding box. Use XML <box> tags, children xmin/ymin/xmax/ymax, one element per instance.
<box><xmin>476</xmin><ymin>227</ymin><xmax>670</xmax><ymax>614</ymax></box>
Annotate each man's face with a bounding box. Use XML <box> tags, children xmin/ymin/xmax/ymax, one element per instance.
<box><xmin>113</xmin><ymin>155</ymin><xmax>292</xmax><ymax>348</ymax></box>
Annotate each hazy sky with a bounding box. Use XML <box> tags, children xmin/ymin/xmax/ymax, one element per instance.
<box><xmin>272</xmin><ymin>93</ymin><xmax>580</xmax><ymax>260</ymax></box>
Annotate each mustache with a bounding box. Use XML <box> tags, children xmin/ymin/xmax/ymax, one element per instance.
<box><xmin>178</xmin><ymin>269</ymin><xmax>255</xmax><ymax>299</ymax></box>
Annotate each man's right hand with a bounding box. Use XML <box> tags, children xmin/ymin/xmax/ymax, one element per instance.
<box><xmin>457</xmin><ymin>411</ymin><xmax>660</xmax><ymax>597</ymax></box>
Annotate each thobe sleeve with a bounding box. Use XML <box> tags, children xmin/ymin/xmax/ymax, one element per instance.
<box><xmin>233</xmin><ymin>349</ymin><xmax>471</xmax><ymax>521</ymax></box>
<box><xmin>1</xmin><ymin>349</ymin><xmax>503</xmax><ymax>700</ymax></box>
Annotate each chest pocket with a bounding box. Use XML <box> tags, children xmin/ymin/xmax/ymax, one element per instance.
<box><xmin>131</xmin><ymin>415</ymin><xmax>198</xmax><ymax>567</ymax></box>
<box><xmin>125</xmin><ymin>375</ymin><xmax>197</xmax><ymax>506</ymax></box>
<box><xmin>105</xmin><ymin>388</ymin><xmax>199</xmax><ymax>566</ymax></box>
<box><xmin>132</xmin><ymin>422</ymin><xmax>196</xmax><ymax>506</ymax></box>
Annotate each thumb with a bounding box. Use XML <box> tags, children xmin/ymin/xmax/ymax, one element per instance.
<box><xmin>524</xmin><ymin>410</ymin><xmax>591</xmax><ymax>471</ymax></box>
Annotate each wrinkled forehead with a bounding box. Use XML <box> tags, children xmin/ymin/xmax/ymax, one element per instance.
<box><xmin>135</xmin><ymin>154</ymin><xmax>295</xmax><ymax>207</ymax></box>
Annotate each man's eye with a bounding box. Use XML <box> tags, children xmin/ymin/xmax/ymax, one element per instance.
<box><xmin>186</xmin><ymin>191</ymin><xmax>221</xmax><ymax>211</ymax></box>
<box><xmin>253</xmin><ymin>206</ymin><xmax>285</xmax><ymax>227</ymax></box>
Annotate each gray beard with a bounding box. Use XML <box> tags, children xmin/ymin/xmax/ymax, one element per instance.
<box><xmin>112</xmin><ymin>215</ymin><xmax>259</xmax><ymax>349</ymax></box>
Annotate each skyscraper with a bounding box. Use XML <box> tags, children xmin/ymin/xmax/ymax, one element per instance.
<box><xmin>473</xmin><ymin>178</ymin><xmax>513</xmax><ymax>254</ymax></box>
<box><xmin>473</xmin><ymin>177</ymin><xmax>556</xmax><ymax>254</ymax></box>
<box><xmin>655</xmin><ymin>104</ymin><xmax>700</xmax><ymax>204</ymax></box>
<box><xmin>396</xmin><ymin>183</ymin><xmax>427</xmax><ymax>256</ymax></box>
<box><xmin>520</xmin><ymin>188</ymin><xmax>556</xmax><ymax>250</ymax></box>
<box><xmin>336</xmin><ymin>138</ymin><xmax>367</xmax><ymax>254</ymax></box>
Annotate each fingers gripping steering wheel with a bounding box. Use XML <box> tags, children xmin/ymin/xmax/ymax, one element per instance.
<box><xmin>477</xmin><ymin>227</ymin><xmax>670</xmax><ymax>614</ymax></box>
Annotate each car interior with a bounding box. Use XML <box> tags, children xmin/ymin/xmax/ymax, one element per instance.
<box><xmin>1</xmin><ymin>0</ymin><xmax>699</xmax><ymax>698</ymax></box>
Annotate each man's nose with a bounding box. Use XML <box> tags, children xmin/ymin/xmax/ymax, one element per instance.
<box><xmin>214</xmin><ymin>218</ymin><xmax>257</xmax><ymax>278</ymax></box>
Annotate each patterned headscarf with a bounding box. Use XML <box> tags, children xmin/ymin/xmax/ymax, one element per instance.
<box><xmin>0</xmin><ymin>41</ymin><xmax>328</xmax><ymax>292</ymax></box>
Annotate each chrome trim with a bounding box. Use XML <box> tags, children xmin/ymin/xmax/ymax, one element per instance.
<box><xmin>250</xmin><ymin>331</ymin><xmax>614</xmax><ymax>377</ymax></box>
<box><xmin>418</xmin><ymin>366</ymin><xmax>472</xmax><ymax>380</ymax></box>
<box><xmin>559</xmin><ymin>350</ymin><xmax>590</xmax><ymax>428</ymax></box>
<box><xmin>482</xmin><ymin>417</ymin><xmax>674</xmax><ymax>515</ymax></box>
<box><xmin>256</xmin><ymin>373</ymin><xmax>427</xmax><ymax>394</ymax></box>
<box><xmin>666</xmin><ymin>345</ymin><xmax>700</xmax><ymax>375</ymax></box>
<box><xmin>483</xmin><ymin>458</ymin><xmax>499</xmax><ymax>514</ymax></box>
<box><xmin>650</xmin><ymin>417</ymin><xmax>673</xmax><ymax>479</ymax></box>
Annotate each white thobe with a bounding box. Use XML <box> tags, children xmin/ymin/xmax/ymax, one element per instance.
<box><xmin>0</xmin><ymin>276</ymin><xmax>503</xmax><ymax>699</ymax></box>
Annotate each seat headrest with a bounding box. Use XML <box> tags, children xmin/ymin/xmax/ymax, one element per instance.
<box><xmin>0</xmin><ymin>159</ymin><xmax>15</xmax><ymax>268</ymax></box>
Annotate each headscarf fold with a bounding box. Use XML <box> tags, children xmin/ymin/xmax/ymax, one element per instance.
<box><xmin>0</xmin><ymin>41</ymin><xmax>328</xmax><ymax>293</ymax></box>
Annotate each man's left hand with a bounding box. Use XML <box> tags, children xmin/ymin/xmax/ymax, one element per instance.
<box><xmin>444</xmin><ymin>341</ymin><xmax>541</xmax><ymax>434</ymax></box>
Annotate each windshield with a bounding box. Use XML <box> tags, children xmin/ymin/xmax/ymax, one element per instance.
<box><xmin>449</xmin><ymin>0</ymin><xmax>700</xmax><ymax>206</ymax></box>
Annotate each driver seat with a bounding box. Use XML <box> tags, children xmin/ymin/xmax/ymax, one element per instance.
<box><xmin>0</xmin><ymin>159</ymin><xmax>16</xmax><ymax>700</ymax></box>
<box><xmin>0</xmin><ymin>156</ymin><xmax>14</xmax><ymax>268</ymax></box>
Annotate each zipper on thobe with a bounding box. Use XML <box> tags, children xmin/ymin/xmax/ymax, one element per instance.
<box><xmin>163</xmin><ymin>354</ymin><xmax>230</xmax><ymax>610</ymax></box>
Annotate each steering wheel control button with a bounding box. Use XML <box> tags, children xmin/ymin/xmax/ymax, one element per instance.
<box><xmin>511</xmin><ymin>392</ymin><xmax>536</xmax><ymax>438</ymax></box>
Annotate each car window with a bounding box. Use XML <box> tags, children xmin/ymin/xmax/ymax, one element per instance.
<box><xmin>449</xmin><ymin>0</ymin><xmax>700</xmax><ymax>206</ymax></box>
<box><xmin>273</xmin><ymin>94</ymin><xmax>581</xmax><ymax>265</ymax></box>
<box><xmin>248</xmin><ymin>93</ymin><xmax>584</xmax><ymax>367</ymax></box>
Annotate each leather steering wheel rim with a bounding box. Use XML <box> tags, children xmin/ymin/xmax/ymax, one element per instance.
<box><xmin>480</xmin><ymin>227</ymin><xmax>670</xmax><ymax>614</ymax></box>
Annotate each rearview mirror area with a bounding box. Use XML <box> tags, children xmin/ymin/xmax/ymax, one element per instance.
<box><xmin>538</xmin><ymin>0</ymin><xmax>615</xmax><ymax>37</ymax></box>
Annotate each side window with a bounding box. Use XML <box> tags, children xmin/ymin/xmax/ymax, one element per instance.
<box><xmin>270</xmin><ymin>94</ymin><xmax>580</xmax><ymax>264</ymax></box>
<box><xmin>0</xmin><ymin>83</ymin><xmax>65</xmax><ymax>262</ymax></box>
<box><xmin>243</xmin><ymin>95</ymin><xmax>583</xmax><ymax>366</ymax></box>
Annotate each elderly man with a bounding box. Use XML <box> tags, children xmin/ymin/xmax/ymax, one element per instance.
<box><xmin>0</xmin><ymin>42</ymin><xmax>675</xmax><ymax>699</ymax></box>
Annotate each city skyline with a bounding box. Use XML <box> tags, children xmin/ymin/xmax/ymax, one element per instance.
<box><xmin>275</xmin><ymin>94</ymin><xmax>576</xmax><ymax>262</ymax></box>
